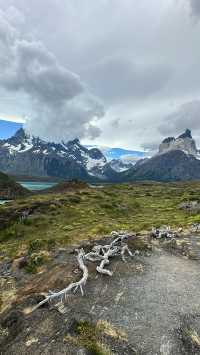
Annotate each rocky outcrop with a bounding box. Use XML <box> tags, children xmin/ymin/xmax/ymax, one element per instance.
<box><xmin>159</xmin><ymin>129</ymin><xmax>198</xmax><ymax>157</ymax></box>
<box><xmin>120</xmin><ymin>130</ymin><xmax>200</xmax><ymax>182</ymax></box>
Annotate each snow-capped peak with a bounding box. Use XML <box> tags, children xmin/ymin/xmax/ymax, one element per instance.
<box><xmin>2</xmin><ymin>129</ymin><xmax>33</xmax><ymax>154</ymax></box>
<box><xmin>0</xmin><ymin>128</ymin><xmax>110</xmax><ymax>178</ymax></box>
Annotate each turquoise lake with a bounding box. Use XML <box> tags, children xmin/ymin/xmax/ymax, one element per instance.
<box><xmin>0</xmin><ymin>200</ymin><xmax>12</xmax><ymax>204</ymax></box>
<box><xmin>0</xmin><ymin>181</ymin><xmax>57</xmax><ymax>204</ymax></box>
<box><xmin>18</xmin><ymin>181</ymin><xmax>57</xmax><ymax>191</ymax></box>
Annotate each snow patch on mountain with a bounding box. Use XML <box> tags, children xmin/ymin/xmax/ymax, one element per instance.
<box><xmin>0</xmin><ymin>128</ymin><xmax>111</xmax><ymax>179</ymax></box>
<box><xmin>85</xmin><ymin>155</ymin><xmax>106</xmax><ymax>171</ymax></box>
<box><xmin>0</xmin><ymin>127</ymin><xmax>148</xmax><ymax>179</ymax></box>
<box><xmin>108</xmin><ymin>159</ymin><xmax>133</xmax><ymax>172</ymax></box>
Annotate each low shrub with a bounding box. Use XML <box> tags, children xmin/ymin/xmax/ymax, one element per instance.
<box><xmin>28</xmin><ymin>239</ymin><xmax>45</xmax><ymax>255</ymax></box>
<box><xmin>25</xmin><ymin>252</ymin><xmax>49</xmax><ymax>273</ymax></box>
<box><xmin>47</xmin><ymin>238</ymin><xmax>56</xmax><ymax>250</ymax></box>
<box><xmin>68</xmin><ymin>195</ymin><xmax>81</xmax><ymax>204</ymax></box>
<box><xmin>22</xmin><ymin>218</ymin><xmax>33</xmax><ymax>226</ymax></box>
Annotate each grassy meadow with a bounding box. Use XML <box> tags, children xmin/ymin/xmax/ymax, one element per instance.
<box><xmin>0</xmin><ymin>181</ymin><xmax>200</xmax><ymax>261</ymax></box>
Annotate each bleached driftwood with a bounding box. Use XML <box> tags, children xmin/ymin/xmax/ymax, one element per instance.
<box><xmin>151</xmin><ymin>225</ymin><xmax>175</xmax><ymax>239</ymax></box>
<box><xmin>96</xmin><ymin>246</ymin><xmax>118</xmax><ymax>276</ymax></box>
<box><xmin>192</xmin><ymin>223</ymin><xmax>200</xmax><ymax>232</ymax></box>
<box><xmin>20</xmin><ymin>209</ymin><xmax>30</xmax><ymax>222</ymax></box>
<box><xmin>85</xmin><ymin>231</ymin><xmax>134</xmax><ymax>275</ymax></box>
<box><xmin>34</xmin><ymin>231</ymin><xmax>134</xmax><ymax>311</ymax></box>
<box><xmin>32</xmin><ymin>248</ymin><xmax>88</xmax><ymax>312</ymax></box>
<box><xmin>121</xmin><ymin>244</ymin><xmax>133</xmax><ymax>262</ymax></box>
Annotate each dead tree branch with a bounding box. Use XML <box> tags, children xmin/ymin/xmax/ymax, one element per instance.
<box><xmin>85</xmin><ymin>231</ymin><xmax>135</xmax><ymax>275</ymax></box>
<box><xmin>34</xmin><ymin>231</ymin><xmax>135</xmax><ymax>311</ymax></box>
<box><xmin>32</xmin><ymin>248</ymin><xmax>88</xmax><ymax>312</ymax></box>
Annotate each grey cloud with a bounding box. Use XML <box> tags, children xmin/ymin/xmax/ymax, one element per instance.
<box><xmin>26</xmin><ymin>93</ymin><xmax>104</xmax><ymax>142</ymax></box>
<box><xmin>86</xmin><ymin>125</ymin><xmax>102</xmax><ymax>140</ymax></box>
<box><xmin>141</xmin><ymin>141</ymin><xmax>160</xmax><ymax>152</ymax></box>
<box><xmin>111</xmin><ymin>118</ymin><xmax>120</xmax><ymax>129</ymax></box>
<box><xmin>3</xmin><ymin>40</ymin><xmax>84</xmax><ymax>103</ymax></box>
<box><xmin>82</xmin><ymin>56</ymin><xmax>172</xmax><ymax>103</ymax></box>
<box><xmin>0</xmin><ymin>1</ymin><xmax>200</xmax><ymax>149</ymax></box>
<box><xmin>189</xmin><ymin>0</ymin><xmax>200</xmax><ymax>16</ymax></box>
<box><xmin>159</xmin><ymin>101</ymin><xmax>200</xmax><ymax>137</ymax></box>
<box><xmin>0</xmin><ymin>6</ymin><xmax>104</xmax><ymax>141</ymax></box>
<box><xmin>5</xmin><ymin>6</ymin><xmax>25</xmax><ymax>26</ymax></box>
<box><xmin>0</xmin><ymin>9</ymin><xmax>17</xmax><ymax>46</ymax></box>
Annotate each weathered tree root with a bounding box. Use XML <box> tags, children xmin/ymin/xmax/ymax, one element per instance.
<box><xmin>85</xmin><ymin>231</ymin><xmax>135</xmax><ymax>275</ymax></box>
<box><xmin>192</xmin><ymin>223</ymin><xmax>200</xmax><ymax>232</ymax></box>
<box><xmin>32</xmin><ymin>248</ymin><xmax>88</xmax><ymax>312</ymax></box>
<box><xmin>151</xmin><ymin>225</ymin><xmax>176</xmax><ymax>239</ymax></box>
<box><xmin>121</xmin><ymin>244</ymin><xmax>133</xmax><ymax>262</ymax></box>
<box><xmin>33</xmin><ymin>231</ymin><xmax>135</xmax><ymax>312</ymax></box>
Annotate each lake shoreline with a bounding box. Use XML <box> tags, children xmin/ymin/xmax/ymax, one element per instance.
<box><xmin>17</xmin><ymin>181</ymin><xmax>58</xmax><ymax>191</ymax></box>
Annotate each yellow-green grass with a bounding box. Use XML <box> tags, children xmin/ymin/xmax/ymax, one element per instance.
<box><xmin>0</xmin><ymin>181</ymin><xmax>200</xmax><ymax>259</ymax></box>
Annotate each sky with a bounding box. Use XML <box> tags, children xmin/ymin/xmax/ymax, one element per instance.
<box><xmin>0</xmin><ymin>119</ymin><xmax>21</xmax><ymax>139</ymax></box>
<box><xmin>0</xmin><ymin>0</ymin><xmax>200</xmax><ymax>151</ymax></box>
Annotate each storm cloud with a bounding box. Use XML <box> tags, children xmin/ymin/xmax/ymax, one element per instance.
<box><xmin>0</xmin><ymin>0</ymin><xmax>200</xmax><ymax>148</ymax></box>
<box><xmin>81</xmin><ymin>56</ymin><xmax>172</xmax><ymax>103</ymax></box>
<box><xmin>189</xmin><ymin>0</ymin><xmax>200</xmax><ymax>16</ymax></box>
<box><xmin>0</xmin><ymin>7</ymin><xmax>104</xmax><ymax>141</ymax></box>
<box><xmin>159</xmin><ymin>101</ymin><xmax>200</xmax><ymax>137</ymax></box>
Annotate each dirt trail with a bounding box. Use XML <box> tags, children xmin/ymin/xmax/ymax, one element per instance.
<box><xmin>106</xmin><ymin>249</ymin><xmax>200</xmax><ymax>354</ymax></box>
<box><xmin>1</xmin><ymin>236</ymin><xmax>200</xmax><ymax>354</ymax></box>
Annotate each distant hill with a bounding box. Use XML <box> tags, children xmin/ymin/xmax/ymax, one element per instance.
<box><xmin>43</xmin><ymin>180</ymin><xmax>89</xmax><ymax>193</ymax></box>
<box><xmin>0</xmin><ymin>171</ymin><xmax>29</xmax><ymax>199</ymax></box>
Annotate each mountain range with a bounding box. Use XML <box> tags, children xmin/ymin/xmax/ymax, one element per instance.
<box><xmin>1</xmin><ymin>128</ymin><xmax>200</xmax><ymax>182</ymax></box>
<box><xmin>0</xmin><ymin>119</ymin><xmax>145</xmax><ymax>162</ymax></box>
<box><xmin>0</xmin><ymin>128</ymin><xmax>130</xmax><ymax>181</ymax></box>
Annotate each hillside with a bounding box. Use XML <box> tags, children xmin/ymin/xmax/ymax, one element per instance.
<box><xmin>123</xmin><ymin>150</ymin><xmax>200</xmax><ymax>182</ymax></box>
<box><xmin>1</xmin><ymin>180</ymin><xmax>200</xmax><ymax>258</ymax></box>
<box><xmin>0</xmin><ymin>171</ymin><xmax>29</xmax><ymax>199</ymax></box>
<box><xmin>41</xmin><ymin>180</ymin><xmax>89</xmax><ymax>193</ymax></box>
<box><xmin>1</xmin><ymin>182</ymin><xmax>200</xmax><ymax>353</ymax></box>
